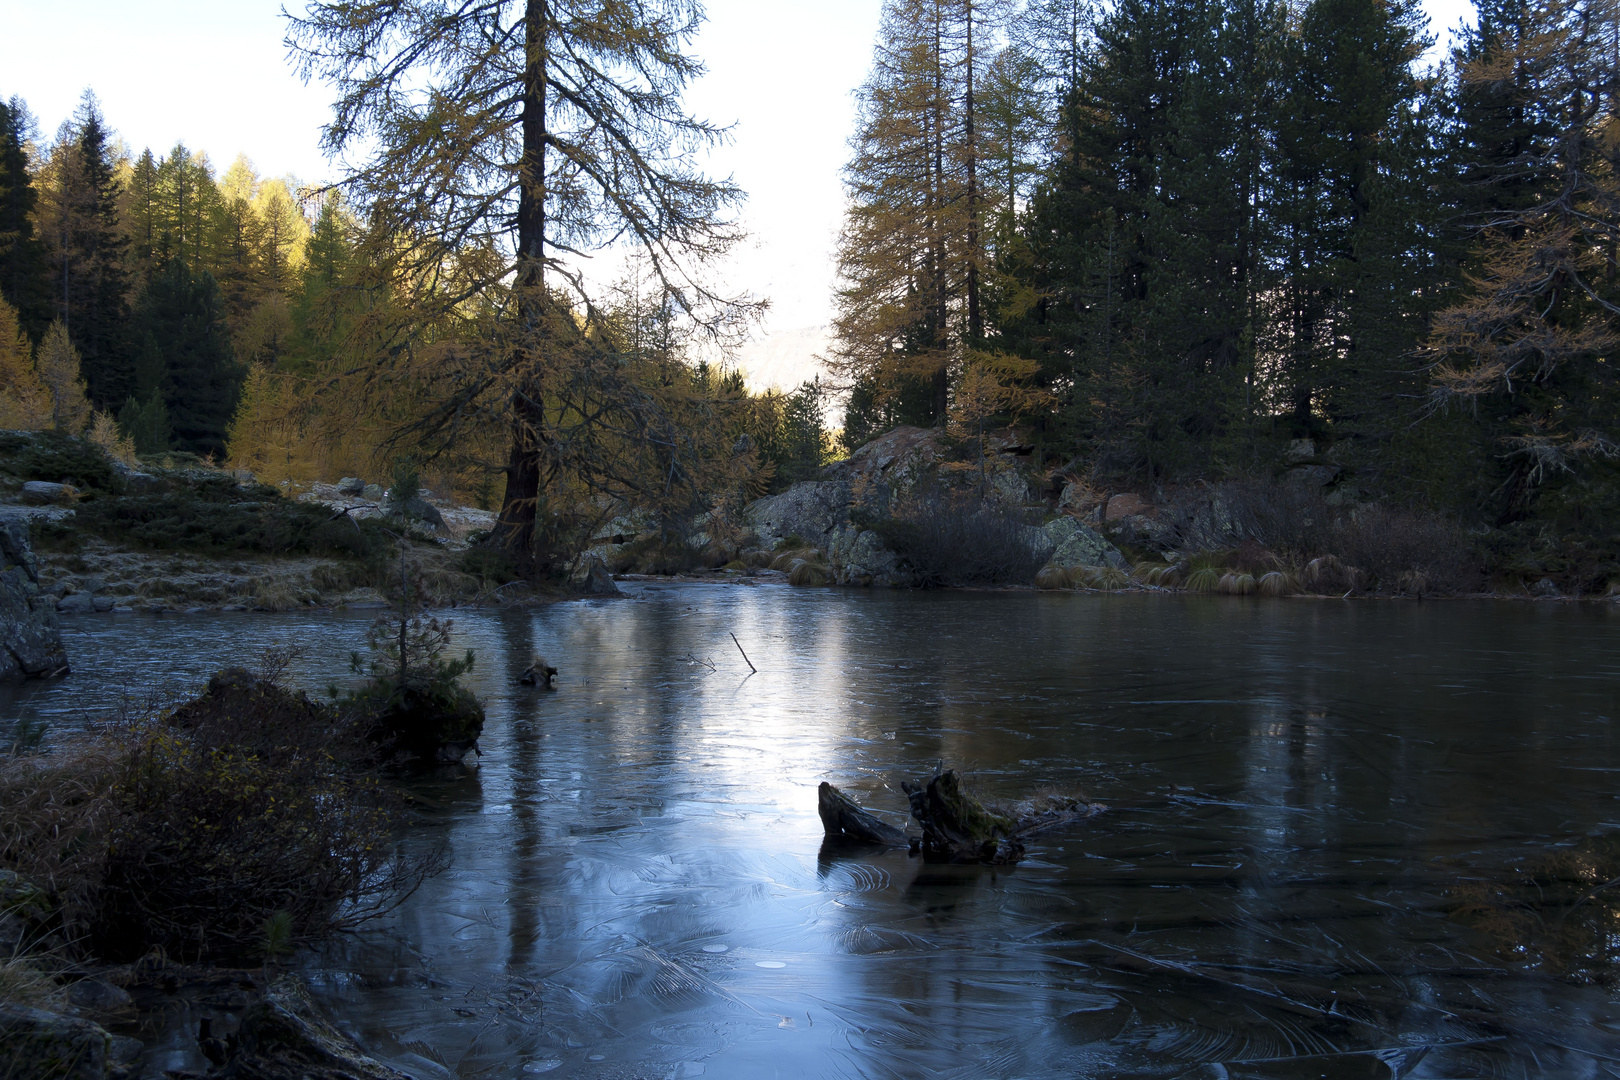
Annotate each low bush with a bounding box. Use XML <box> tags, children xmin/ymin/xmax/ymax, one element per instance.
<box><xmin>339</xmin><ymin>616</ymin><xmax>484</xmax><ymax>765</ymax></box>
<box><xmin>0</xmin><ymin>666</ymin><xmax>434</xmax><ymax>965</ymax></box>
<box><xmin>459</xmin><ymin>547</ymin><xmax>521</xmax><ymax>585</ymax></box>
<box><xmin>71</xmin><ymin>485</ymin><xmax>390</xmax><ymax>561</ymax></box>
<box><xmin>869</xmin><ymin>494</ymin><xmax>1051</xmax><ymax>587</ymax></box>
<box><xmin>0</xmin><ymin>432</ymin><xmax>123</xmax><ymax>496</ymax></box>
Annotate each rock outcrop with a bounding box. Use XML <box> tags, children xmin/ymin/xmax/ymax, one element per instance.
<box><xmin>743</xmin><ymin>480</ymin><xmax>854</xmax><ymax>551</ymax></box>
<box><xmin>0</xmin><ymin>513</ymin><xmax>68</xmax><ymax>681</ymax></box>
<box><xmin>218</xmin><ymin>974</ymin><xmax>412</xmax><ymax>1080</ymax></box>
<box><xmin>0</xmin><ymin>1004</ymin><xmax>116</xmax><ymax>1080</ymax></box>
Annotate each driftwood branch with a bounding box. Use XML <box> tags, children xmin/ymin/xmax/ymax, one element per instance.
<box><xmin>730</xmin><ymin>633</ymin><xmax>755</xmax><ymax>673</ymax></box>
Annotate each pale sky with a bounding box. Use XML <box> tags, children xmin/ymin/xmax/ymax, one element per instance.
<box><xmin>6</xmin><ymin>0</ymin><xmax>1477</xmax><ymax>343</ymax></box>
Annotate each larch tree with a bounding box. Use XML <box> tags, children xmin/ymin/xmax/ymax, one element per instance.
<box><xmin>0</xmin><ymin>297</ymin><xmax>50</xmax><ymax>430</ymax></box>
<box><xmin>1423</xmin><ymin>0</ymin><xmax>1620</xmax><ymax>514</ymax></box>
<box><xmin>286</xmin><ymin>0</ymin><xmax>751</xmax><ymax>572</ymax></box>
<box><xmin>35</xmin><ymin>320</ymin><xmax>92</xmax><ymax>433</ymax></box>
<box><xmin>832</xmin><ymin>0</ymin><xmax>1012</xmax><ymax>430</ymax></box>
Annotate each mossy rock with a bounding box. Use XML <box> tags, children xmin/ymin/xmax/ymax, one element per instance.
<box><xmin>220</xmin><ymin>974</ymin><xmax>410</xmax><ymax>1080</ymax></box>
<box><xmin>0</xmin><ymin>1004</ymin><xmax>114</xmax><ymax>1080</ymax></box>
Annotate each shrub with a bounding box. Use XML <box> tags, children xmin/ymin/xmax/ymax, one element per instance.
<box><xmin>71</xmin><ymin>483</ymin><xmax>390</xmax><ymax>561</ymax></box>
<box><xmin>0</xmin><ymin>668</ymin><xmax>433</xmax><ymax>965</ymax></box>
<box><xmin>340</xmin><ymin>616</ymin><xmax>484</xmax><ymax>765</ymax></box>
<box><xmin>872</xmin><ymin>494</ymin><xmax>1051</xmax><ymax>587</ymax></box>
<box><xmin>460</xmin><ymin>547</ymin><xmax>520</xmax><ymax>585</ymax></box>
<box><xmin>0</xmin><ymin>432</ymin><xmax>123</xmax><ymax>496</ymax></box>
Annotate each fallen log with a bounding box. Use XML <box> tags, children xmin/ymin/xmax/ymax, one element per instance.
<box><xmin>817</xmin><ymin>782</ymin><xmax>909</xmax><ymax>847</ymax></box>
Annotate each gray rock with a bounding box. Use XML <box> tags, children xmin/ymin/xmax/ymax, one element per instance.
<box><xmin>1284</xmin><ymin>463</ymin><xmax>1339</xmax><ymax>488</ymax></box>
<box><xmin>574</xmin><ymin>554</ymin><xmax>625</xmax><ymax>597</ymax></box>
<box><xmin>0</xmin><ymin>1004</ymin><xmax>114</xmax><ymax>1080</ymax></box>
<box><xmin>20</xmin><ymin>481</ymin><xmax>77</xmax><ymax>506</ymax></box>
<box><xmin>1043</xmin><ymin>517</ymin><xmax>1128</xmax><ymax>571</ymax></box>
<box><xmin>0</xmin><ymin>515</ymin><xmax>69</xmax><ymax>681</ymax></box>
<box><xmin>1532</xmin><ymin>578</ymin><xmax>1561</xmax><ymax>599</ymax></box>
<box><xmin>743</xmin><ymin>480</ymin><xmax>852</xmax><ymax>549</ymax></box>
<box><xmin>91</xmin><ymin>596</ymin><xmax>114</xmax><ymax>613</ymax></box>
<box><xmin>824</xmin><ymin>525</ymin><xmax>912</xmax><ymax>587</ymax></box>
<box><xmin>56</xmin><ymin>593</ymin><xmax>96</xmax><ymax>614</ymax></box>
<box><xmin>218</xmin><ymin>973</ymin><xmax>411</xmax><ymax>1080</ymax></box>
<box><xmin>336</xmin><ymin>477</ymin><xmax>366</xmax><ymax>496</ymax></box>
<box><xmin>383</xmin><ymin>496</ymin><xmax>445</xmax><ymax>529</ymax></box>
<box><xmin>361</xmin><ymin>484</ymin><xmax>385</xmax><ymax>502</ymax></box>
<box><xmin>65</xmin><ymin>980</ymin><xmax>132</xmax><ymax>1015</ymax></box>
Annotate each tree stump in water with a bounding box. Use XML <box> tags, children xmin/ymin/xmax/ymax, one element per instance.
<box><xmin>817</xmin><ymin>782</ymin><xmax>909</xmax><ymax>846</ymax></box>
<box><xmin>902</xmin><ymin>769</ymin><xmax>1102</xmax><ymax>865</ymax></box>
<box><xmin>903</xmin><ymin>770</ymin><xmax>1021</xmax><ymax>864</ymax></box>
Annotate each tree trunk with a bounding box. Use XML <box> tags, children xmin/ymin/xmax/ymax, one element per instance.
<box><xmin>818</xmin><ymin>782</ymin><xmax>909</xmax><ymax>846</ymax></box>
<box><xmin>965</xmin><ymin>1</ymin><xmax>981</xmax><ymax>343</ymax></box>
<box><xmin>490</xmin><ymin>0</ymin><xmax>551</xmax><ymax>571</ymax></box>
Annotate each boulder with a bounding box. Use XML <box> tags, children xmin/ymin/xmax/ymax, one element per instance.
<box><xmin>823</xmin><ymin>524</ymin><xmax>912</xmax><ymax>587</ymax></box>
<box><xmin>65</xmin><ymin>980</ymin><xmax>132</xmax><ymax>1016</ymax></box>
<box><xmin>218</xmin><ymin>974</ymin><xmax>412</xmax><ymax>1080</ymax></box>
<box><xmin>385</xmin><ymin>496</ymin><xmax>445</xmax><ymax>529</ymax></box>
<box><xmin>1042</xmin><ymin>516</ymin><xmax>1128</xmax><ymax>571</ymax></box>
<box><xmin>743</xmin><ymin>480</ymin><xmax>853</xmax><ymax>550</ymax></box>
<box><xmin>1284</xmin><ymin>463</ymin><xmax>1339</xmax><ymax>488</ymax></box>
<box><xmin>1104</xmin><ymin>493</ymin><xmax>1153</xmax><ymax>522</ymax></box>
<box><xmin>56</xmin><ymin>593</ymin><xmax>96</xmax><ymax>614</ymax></box>
<box><xmin>0</xmin><ymin>1004</ymin><xmax>114</xmax><ymax>1080</ymax></box>
<box><xmin>20</xmin><ymin>481</ymin><xmax>78</xmax><ymax>506</ymax></box>
<box><xmin>361</xmin><ymin>483</ymin><xmax>385</xmax><ymax>502</ymax></box>
<box><xmin>573</xmin><ymin>553</ymin><xmax>626</xmax><ymax>597</ymax></box>
<box><xmin>0</xmin><ymin>515</ymin><xmax>69</xmax><ymax>681</ymax></box>
<box><xmin>822</xmin><ymin>425</ymin><xmax>945</xmax><ymax>500</ymax></box>
<box><xmin>336</xmin><ymin>477</ymin><xmax>366</xmax><ymax>496</ymax></box>
<box><xmin>1286</xmin><ymin>438</ymin><xmax>1317</xmax><ymax>462</ymax></box>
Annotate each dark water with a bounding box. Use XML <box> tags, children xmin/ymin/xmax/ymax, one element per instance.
<box><xmin>8</xmin><ymin>585</ymin><xmax>1620</xmax><ymax>1079</ymax></box>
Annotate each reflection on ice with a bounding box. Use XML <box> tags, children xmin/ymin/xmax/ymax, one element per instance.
<box><xmin>7</xmin><ymin>585</ymin><xmax>1620</xmax><ymax>1077</ymax></box>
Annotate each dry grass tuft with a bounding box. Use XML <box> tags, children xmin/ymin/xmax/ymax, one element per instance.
<box><xmin>1035</xmin><ymin>564</ymin><xmax>1073</xmax><ymax>590</ymax></box>
<box><xmin>1257</xmin><ymin>570</ymin><xmax>1298</xmax><ymax>597</ymax></box>
<box><xmin>787</xmin><ymin>559</ymin><xmax>830</xmax><ymax>587</ymax></box>
<box><xmin>1217</xmin><ymin>571</ymin><xmax>1257</xmax><ymax>595</ymax></box>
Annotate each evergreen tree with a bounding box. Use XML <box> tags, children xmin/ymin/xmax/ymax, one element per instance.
<box><xmin>60</xmin><ymin>95</ymin><xmax>130</xmax><ymax>408</ymax></box>
<box><xmin>0</xmin><ymin>97</ymin><xmax>49</xmax><ymax>342</ymax></box>
<box><xmin>116</xmin><ymin>390</ymin><xmax>171</xmax><ymax>454</ymax></box>
<box><xmin>1264</xmin><ymin>0</ymin><xmax>1431</xmax><ymax>438</ymax></box>
<box><xmin>123</xmin><ymin>149</ymin><xmax>163</xmax><ymax>287</ymax></box>
<box><xmin>138</xmin><ymin>258</ymin><xmax>241</xmax><ymax>457</ymax></box>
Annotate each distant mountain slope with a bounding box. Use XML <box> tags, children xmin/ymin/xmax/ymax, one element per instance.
<box><xmin>735</xmin><ymin>325</ymin><xmax>831</xmax><ymax>394</ymax></box>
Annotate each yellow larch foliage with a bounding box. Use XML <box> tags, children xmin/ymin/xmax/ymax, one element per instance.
<box><xmin>34</xmin><ymin>322</ymin><xmax>92</xmax><ymax>434</ymax></box>
<box><xmin>0</xmin><ymin>299</ymin><xmax>50</xmax><ymax>431</ymax></box>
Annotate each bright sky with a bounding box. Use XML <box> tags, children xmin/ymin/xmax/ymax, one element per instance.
<box><xmin>5</xmin><ymin>0</ymin><xmax>1477</xmax><ymax>340</ymax></box>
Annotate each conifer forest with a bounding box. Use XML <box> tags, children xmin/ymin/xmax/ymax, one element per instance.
<box><xmin>0</xmin><ymin>0</ymin><xmax>1615</xmax><ymax>588</ymax></box>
